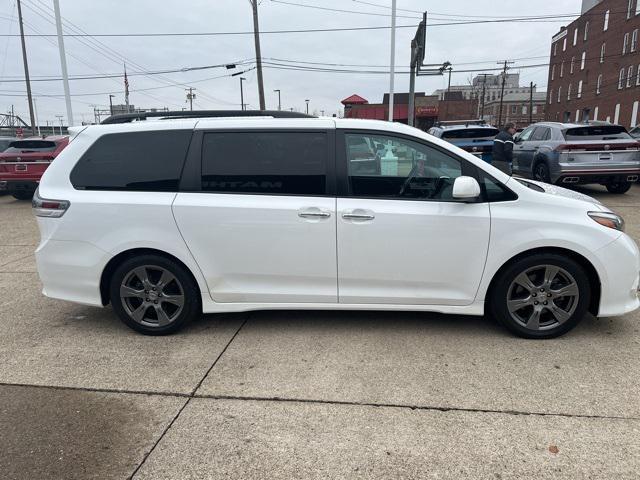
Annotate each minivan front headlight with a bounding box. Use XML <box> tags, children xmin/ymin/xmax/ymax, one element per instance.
<box><xmin>588</xmin><ymin>211</ymin><xmax>625</xmax><ymax>232</ymax></box>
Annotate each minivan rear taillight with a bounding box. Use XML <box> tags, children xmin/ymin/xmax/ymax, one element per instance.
<box><xmin>32</xmin><ymin>188</ymin><xmax>70</xmax><ymax>218</ymax></box>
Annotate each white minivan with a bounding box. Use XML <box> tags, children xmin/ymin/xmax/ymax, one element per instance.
<box><xmin>33</xmin><ymin>111</ymin><xmax>640</xmax><ymax>338</ymax></box>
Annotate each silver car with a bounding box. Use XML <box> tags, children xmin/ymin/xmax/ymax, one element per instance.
<box><xmin>512</xmin><ymin>122</ymin><xmax>640</xmax><ymax>194</ymax></box>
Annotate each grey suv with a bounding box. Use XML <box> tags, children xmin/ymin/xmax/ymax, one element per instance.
<box><xmin>512</xmin><ymin>122</ymin><xmax>640</xmax><ymax>194</ymax></box>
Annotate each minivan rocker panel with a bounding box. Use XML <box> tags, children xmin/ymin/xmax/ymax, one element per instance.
<box><xmin>34</xmin><ymin>116</ymin><xmax>640</xmax><ymax>338</ymax></box>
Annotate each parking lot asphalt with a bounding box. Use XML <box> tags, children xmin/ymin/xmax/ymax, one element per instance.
<box><xmin>1</xmin><ymin>186</ymin><xmax>639</xmax><ymax>479</ymax></box>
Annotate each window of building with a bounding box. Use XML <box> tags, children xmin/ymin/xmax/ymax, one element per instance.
<box><xmin>511</xmin><ymin>105</ymin><xmax>517</xmax><ymax>115</ymax></box>
<box><xmin>619</xmin><ymin>68</ymin><xmax>626</xmax><ymax>89</ymax></box>
<box><xmin>637</xmin><ymin>0</ymin><xmax>640</xmax><ymax>15</ymax></box>
<box><xmin>597</xmin><ymin>74</ymin><xmax>603</xmax><ymax>94</ymax></box>
<box><xmin>628</xmin><ymin>65</ymin><xmax>635</xmax><ymax>87</ymax></box>
<box><xmin>604</xmin><ymin>10</ymin><xmax>610</xmax><ymax>30</ymax></box>
<box><xmin>594</xmin><ymin>106</ymin><xmax>599</xmax><ymax>121</ymax></box>
<box><xmin>344</xmin><ymin>134</ymin><xmax>464</xmax><ymax>201</ymax></box>
<box><xmin>570</xmin><ymin>56</ymin><xmax>575</xmax><ymax>74</ymax></box>
<box><xmin>560</xmin><ymin>61</ymin><xmax>564</xmax><ymax>77</ymax></box>
<box><xmin>636</xmin><ymin>65</ymin><xmax>640</xmax><ymax>85</ymax></box>
<box><xmin>577</xmin><ymin>80</ymin><xmax>583</xmax><ymax>98</ymax></box>
<box><xmin>584</xmin><ymin>21</ymin><xmax>589</xmax><ymax>41</ymax></box>
<box><xmin>553</xmin><ymin>42</ymin><xmax>558</xmax><ymax>56</ymax></box>
<box><xmin>624</xmin><ymin>32</ymin><xmax>630</xmax><ymax>54</ymax></box>
<box><xmin>629</xmin><ymin>0</ymin><xmax>634</xmax><ymax>19</ymax></box>
<box><xmin>600</xmin><ymin>43</ymin><xmax>606</xmax><ymax>63</ymax></box>
<box><xmin>532</xmin><ymin>105</ymin><xmax>538</xmax><ymax>115</ymax></box>
<box><xmin>557</xmin><ymin>86</ymin><xmax>562</xmax><ymax>103</ymax></box>
<box><xmin>551</xmin><ymin>64</ymin><xmax>556</xmax><ymax>80</ymax></box>
<box><xmin>522</xmin><ymin>105</ymin><xmax>528</xmax><ymax>115</ymax></box>
<box><xmin>573</xmin><ymin>28</ymin><xmax>578</xmax><ymax>46</ymax></box>
<box><xmin>69</xmin><ymin>131</ymin><xmax>192</xmax><ymax>191</ymax></box>
<box><xmin>567</xmin><ymin>83</ymin><xmax>572</xmax><ymax>100</ymax></box>
<box><xmin>581</xmin><ymin>51</ymin><xmax>586</xmax><ymax>70</ymax></box>
<box><xmin>633</xmin><ymin>29</ymin><xmax>639</xmax><ymax>52</ymax></box>
<box><xmin>201</xmin><ymin>132</ymin><xmax>328</xmax><ymax>195</ymax></box>
<box><xmin>563</xmin><ymin>37</ymin><xmax>567</xmax><ymax>51</ymax></box>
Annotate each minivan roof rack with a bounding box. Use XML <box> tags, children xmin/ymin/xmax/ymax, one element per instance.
<box><xmin>100</xmin><ymin>110</ymin><xmax>315</xmax><ymax>124</ymax></box>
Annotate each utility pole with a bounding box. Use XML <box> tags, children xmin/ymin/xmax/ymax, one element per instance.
<box><xmin>240</xmin><ymin>78</ymin><xmax>246</xmax><ymax>111</ymax></box>
<box><xmin>249</xmin><ymin>0</ymin><xmax>266</xmax><ymax>110</ymax></box>
<box><xmin>529</xmin><ymin>81</ymin><xmax>536</xmax><ymax>125</ymax></box>
<box><xmin>305</xmin><ymin>99</ymin><xmax>310</xmax><ymax>115</ymax></box>
<box><xmin>388</xmin><ymin>0</ymin><xmax>397</xmax><ymax>122</ymax></box>
<box><xmin>33</xmin><ymin>97</ymin><xmax>40</xmax><ymax>136</ymax></box>
<box><xmin>185</xmin><ymin>88</ymin><xmax>196</xmax><ymax>111</ymax></box>
<box><xmin>16</xmin><ymin>0</ymin><xmax>36</xmax><ymax>136</ymax></box>
<box><xmin>53</xmin><ymin>0</ymin><xmax>73</xmax><ymax>127</ymax></box>
<box><xmin>476</xmin><ymin>73</ymin><xmax>491</xmax><ymax>120</ymax></box>
<box><xmin>274</xmin><ymin>89</ymin><xmax>281</xmax><ymax>110</ymax></box>
<box><xmin>497</xmin><ymin>60</ymin><xmax>514</xmax><ymax>128</ymax></box>
<box><xmin>443</xmin><ymin>66</ymin><xmax>453</xmax><ymax>120</ymax></box>
<box><xmin>108</xmin><ymin>94</ymin><xmax>115</xmax><ymax>116</ymax></box>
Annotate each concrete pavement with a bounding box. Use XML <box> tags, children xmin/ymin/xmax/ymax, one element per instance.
<box><xmin>1</xmin><ymin>185</ymin><xmax>639</xmax><ymax>479</ymax></box>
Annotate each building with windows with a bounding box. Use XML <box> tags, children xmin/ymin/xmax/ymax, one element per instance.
<box><xmin>547</xmin><ymin>0</ymin><xmax>640</xmax><ymax>127</ymax></box>
<box><xmin>432</xmin><ymin>73</ymin><xmax>532</xmax><ymax>103</ymax></box>
<box><xmin>482</xmin><ymin>92</ymin><xmax>547</xmax><ymax>128</ymax></box>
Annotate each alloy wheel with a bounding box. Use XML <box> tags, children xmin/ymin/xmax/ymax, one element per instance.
<box><xmin>119</xmin><ymin>265</ymin><xmax>185</xmax><ymax>327</ymax></box>
<box><xmin>506</xmin><ymin>265</ymin><xmax>579</xmax><ymax>331</ymax></box>
<box><xmin>534</xmin><ymin>164</ymin><xmax>549</xmax><ymax>182</ymax></box>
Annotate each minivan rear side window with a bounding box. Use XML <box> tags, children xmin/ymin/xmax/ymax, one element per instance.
<box><xmin>201</xmin><ymin>131</ymin><xmax>327</xmax><ymax>195</ymax></box>
<box><xmin>70</xmin><ymin>130</ymin><xmax>192</xmax><ymax>191</ymax></box>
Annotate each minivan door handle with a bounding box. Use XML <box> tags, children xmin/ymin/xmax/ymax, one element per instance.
<box><xmin>298</xmin><ymin>208</ymin><xmax>332</xmax><ymax>219</ymax></box>
<box><xmin>342</xmin><ymin>211</ymin><xmax>375</xmax><ymax>221</ymax></box>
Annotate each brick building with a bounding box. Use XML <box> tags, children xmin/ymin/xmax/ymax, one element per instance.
<box><xmin>547</xmin><ymin>0</ymin><xmax>640</xmax><ymax>127</ymax></box>
<box><xmin>483</xmin><ymin>92</ymin><xmax>547</xmax><ymax>128</ymax></box>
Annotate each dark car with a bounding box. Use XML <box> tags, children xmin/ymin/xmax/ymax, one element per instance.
<box><xmin>0</xmin><ymin>136</ymin><xmax>69</xmax><ymax>200</ymax></box>
<box><xmin>427</xmin><ymin>121</ymin><xmax>499</xmax><ymax>164</ymax></box>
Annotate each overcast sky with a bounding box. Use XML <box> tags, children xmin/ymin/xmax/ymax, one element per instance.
<box><xmin>0</xmin><ymin>0</ymin><xmax>579</xmax><ymax>125</ymax></box>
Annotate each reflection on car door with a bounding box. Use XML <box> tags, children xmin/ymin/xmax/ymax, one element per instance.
<box><xmin>336</xmin><ymin>131</ymin><xmax>491</xmax><ymax>306</ymax></box>
<box><xmin>512</xmin><ymin>126</ymin><xmax>537</xmax><ymax>175</ymax></box>
<box><xmin>173</xmin><ymin>130</ymin><xmax>338</xmax><ymax>304</ymax></box>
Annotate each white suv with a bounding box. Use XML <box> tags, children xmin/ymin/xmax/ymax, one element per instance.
<box><xmin>33</xmin><ymin>111</ymin><xmax>640</xmax><ymax>338</ymax></box>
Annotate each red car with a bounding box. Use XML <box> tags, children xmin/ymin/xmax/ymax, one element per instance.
<box><xmin>0</xmin><ymin>136</ymin><xmax>69</xmax><ymax>200</ymax></box>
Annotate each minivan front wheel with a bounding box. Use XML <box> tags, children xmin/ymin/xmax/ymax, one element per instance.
<box><xmin>109</xmin><ymin>255</ymin><xmax>200</xmax><ymax>335</ymax></box>
<box><xmin>489</xmin><ymin>254</ymin><xmax>590</xmax><ymax>339</ymax></box>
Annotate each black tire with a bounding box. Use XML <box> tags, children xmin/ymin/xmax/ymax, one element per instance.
<box><xmin>488</xmin><ymin>253</ymin><xmax>590</xmax><ymax>339</ymax></box>
<box><xmin>606</xmin><ymin>182</ymin><xmax>632</xmax><ymax>194</ymax></box>
<box><xmin>109</xmin><ymin>254</ymin><xmax>201</xmax><ymax>335</ymax></box>
<box><xmin>12</xmin><ymin>190</ymin><xmax>34</xmax><ymax>200</ymax></box>
<box><xmin>533</xmin><ymin>161</ymin><xmax>551</xmax><ymax>183</ymax></box>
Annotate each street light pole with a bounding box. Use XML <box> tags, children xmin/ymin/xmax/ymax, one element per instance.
<box><xmin>305</xmin><ymin>99</ymin><xmax>310</xmax><ymax>115</ymax></box>
<box><xmin>16</xmin><ymin>0</ymin><xmax>36</xmax><ymax>136</ymax></box>
<box><xmin>240</xmin><ymin>77</ymin><xmax>246</xmax><ymax>111</ymax></box>
<box><xmin>108</xmin><ymin>94</ymin><xmax>115</xmax><ymax>116</ymax></box>
<box><xmin>388</xmin><ymin>0</ymin><xmax>397</xmax><ymax>122</ymax></box>
<box><xmin>274</xmin><ymin>89</ymin><xmax>281</xmax><ymax>110</ymax></box>
<box><xmin>53</xmin><ymin>0</ymin><xmax>73</xmax><ymax>127</ymax></box>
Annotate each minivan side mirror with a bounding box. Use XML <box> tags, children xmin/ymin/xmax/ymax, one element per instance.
<box><xmin>452</xmin><ymin>176</ymin><xmax>481</xmax><ymax>200</ymax></box>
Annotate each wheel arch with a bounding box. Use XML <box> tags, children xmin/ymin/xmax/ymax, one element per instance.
<box><xmin>485</xmin><ymin>246</ymin><xmax>601</xmax><ymax>316</ymax></box>
<box><xmin>99</xmin><ymin>247</ymin><xmax>203</xmax><ymax>307</ymax></box>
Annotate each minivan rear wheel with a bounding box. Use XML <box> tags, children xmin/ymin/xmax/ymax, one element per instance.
<box><xmin>606</xmin><ymin>182</ymin><xmax>632</xmax><ymax>194</ymax></box>
<box><xmin>489</xmin><ymin>254</ymin><xmax>590</xmax><ymax>339</ymax></box>
<box><xmin>109</xmin><ymin>255</ymin><xmax>200</xmax><ymax>335</ymax></box>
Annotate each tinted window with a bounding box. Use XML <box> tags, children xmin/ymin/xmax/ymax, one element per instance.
<box><xmin>531</xmin><ymin>127</ymin><xmax>551</xmax><ymax>141</ymax></box>
<box><xmin>201</xmin><ymin>132</ymin><xmax>327</xmax><ymax>195</ymax></box>
<box><xmin>5</xmin><ymin>140</ymin><xmax>57</xmax><ymax>152</ymax></box>
<box><xmin>70</xmin><ymin>130</ymin><xmax>192</xmax><ymax>191</ymax></box>
<box><xmin>563</xmin><ymin>125</ymin><xmax>631</xmax><ymax>140</ymax></box>
<box><xmin>0</xmin><ymin>139</ymin><xmax>15</xmax><ymax>152</ymax></box>
<box><xmin>345</xmin><ymin>133</ymin><xmax>462</xmax><ymax>201</ymax></box>
<box><xmin>442</xmin><ymin>128</ymin><xmax>499</xmax><ymax>140</ymax></box>
<box><xmin>517</xmin><ymin>126</ymin><xmax>536</xmax><ymax>142</ymax></box>
<box><xmin>479</xmin><ymin>171</ymin><xmax>518</xmax><ymax>202</ymax></box>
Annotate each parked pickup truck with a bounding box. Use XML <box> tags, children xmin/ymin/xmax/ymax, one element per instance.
<box><xmin>0</xmin><ymin>136</ymin><xmax>69</xmax><ymax>200</ymax></box>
